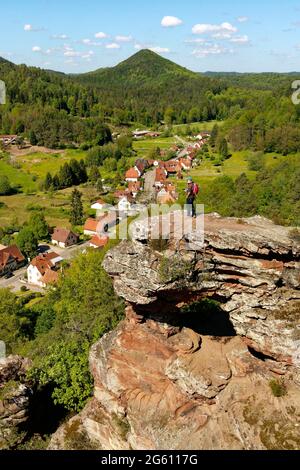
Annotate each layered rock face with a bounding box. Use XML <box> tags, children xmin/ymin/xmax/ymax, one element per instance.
<box><xmin>0</xmin><ymin>356</ymin><xmax>33</xmax><ymax>449</ymax></box>
<box><xmin>50</xmin><ymin>214</ymin><xmax>300</xmax><ymax>450</ymax></box>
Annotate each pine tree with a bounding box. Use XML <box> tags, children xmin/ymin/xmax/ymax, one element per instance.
<box><xmin>44</xmin><ymin>172</ymin><xmax>53</xmax><ymax>191</ymax></box>
<box><xmin>29</xmin><ymin>130</ymin><xmax>38</xmax><ymax>146</ymax></box>
<box><xmin>95</xmin><ymin>178</ymin><xmax>103</xmax><ymax>193</ymax></box>
<box><xmin>89</xmin><ymin>166</ymin><xmax>100</xmax><ymax>184</ymax></box>
<box><xmin>219</xmin><ymin>137</ymin><xmax>229</xmax><ymax>159</ymax></box>
<box><xmin>52</xmin><ymin>174</ymin><xmax>60</xmax><ymax>190</ymax></box>
<box><xmin>58</xmin><ymin>163</ymin><xmax>73</xmax><ymax>188</ymax></box>
<box><xmin>70</xmin><ymin>189</ymin><xmax>83</xmax><ymax>226</ymax></box>
<box><xmin>210</xmin><ymin>124</ymin><xmax>219</xmax><ymax>147</ymax></box>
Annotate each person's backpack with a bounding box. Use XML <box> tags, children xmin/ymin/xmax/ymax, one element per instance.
<box><xmin>193</xmin><ymin>183</ymin><xmax>199</xmax><ymax>196</ymax></box>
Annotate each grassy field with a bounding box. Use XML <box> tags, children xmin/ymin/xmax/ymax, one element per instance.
<box><xmin>133</xmin><ymin>137</ymin><xmax>177</xmax><ymax>158</ymax></box>
<box><xmin>172</xmin><ymin>151</ymin><xmax>288</xmax><ymax>198</ymax></box>
<box><xmin>0</xmin><ymin>185</ymin><xmax>102</xmax><ymax>229</ymax></box>
<box><xmin>0</xmin><ymin>133</ymin><xmax>290</xmax><ymax>231</ymax></box>
<box><xmin>172</xmin><ymin>120</ymin><xmax>224</xmax><ymax>133</ymax></box>
<box><xmin>14</xmin><ymin>149</ymin><xmax>87</xmax><ymax>181</ymax></box>
<box><xmin>0</xmin><ymin>159</ymin><xmax>37</xmax><ymax>192</ymax></box>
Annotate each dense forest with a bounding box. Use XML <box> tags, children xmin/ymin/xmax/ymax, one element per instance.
<box><xmin>1</xmin><ymin>50</ymin><xmax>300</xmax><ymax>155</ymax></box>
<box><xmin>202</xmin><ymin>156</ymin><xmax>300</xmax><ymax>226</ymax></box>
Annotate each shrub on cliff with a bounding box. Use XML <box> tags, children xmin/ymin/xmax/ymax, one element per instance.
<box><xmin>20</xmin><ymin>247</ymin><xmax>124</xmax><ymax>412</ymax></box>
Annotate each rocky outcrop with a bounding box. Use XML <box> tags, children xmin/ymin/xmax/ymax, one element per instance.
<box><xmin>49</xmin><ymin>213</ymin><xmax>300</xmax><ymax>450</ymax></box>
<box><xmin>103</xmin><ymin>213</ymin><xmax>300</xmax><ymax>362</ymax></box>
<box><xmin>0</xmin><ymin>356</ymin><xmax>33</xmax><ymax>449</ymax></box>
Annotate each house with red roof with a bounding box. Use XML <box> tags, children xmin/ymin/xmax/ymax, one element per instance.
<box><xmin>89</xmin><ymin>235</ymin><xmax>110</xmax><ymax>249</ymax></box>
<box><xmin>84</xmin><ymin>218</ymin><xmax>101</xmax><ymax>236</ymax></box>
<box><xmin>125</xmin><ymin>167</ymin><xmax>141</xmax><ymax>182</ymax></box>
<box><xmin>51</xmin><ymin>228</ymin><xmax>79</xmax><ymax>248</ymax></box>
<box><xmin>91</xmin><ymin>199</ymin><xmax>110</xmax><ymax>212</ymax></box>
<box><xmin>179</xmin><ymin>158</ymin><xmax>192</xmax><ymax>171</ymax></box>
<box><xmin>164</xmin><ymin>160</ymin><xmax>181</xmax><ymax>174</ymax></box>
<box><xmin>128</xmin><ymin>181</ymin><xmax>142</xmax><ymax>198</ymax></box>
<box><xmin>27</xmin><ymin>252</ymin><xmax>63</xmax><ymax>287</ymax></box>
<box><xmin>154</xmin><ymin>167</ymin><xmax>168</xmax><ymax>189</ymax></box>
<box><xmin>0</xmin><ymin>245</ymin><xmax>25</xmax><ymax>276</ymax></box>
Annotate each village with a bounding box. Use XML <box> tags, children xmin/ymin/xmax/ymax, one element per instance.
<box><xmin>0</xmin><ymin>130</ymin><xmax>210</xmax><ymax>292</ymax></box>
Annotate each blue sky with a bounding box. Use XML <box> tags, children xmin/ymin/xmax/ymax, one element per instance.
<box><xmin>1</xmin><ymin>0</ymin><xmax>300</xmax><ymax>73</ymax></box>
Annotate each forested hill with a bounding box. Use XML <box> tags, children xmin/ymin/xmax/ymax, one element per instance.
<box><xmin>0</xmin><ymin>57</ymin><xmax>112</xmax><ymax>147</ymax></box>
<box><xmin>1</xmin><ymin>50</ymin><xmax>300</xmax><ymax>152</ymax></box>
<box><xmin>204</xmin><ymin>71</ymin><xmax>300</xmax><ymax>94</ymax></box>
<box><xmin>74</xmin><ymin>49</ymin><xmax>227</xmax><ymax>124</ymax></box>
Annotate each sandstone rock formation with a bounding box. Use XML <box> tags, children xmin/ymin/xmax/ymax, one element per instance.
<box><xmin>49</xmin><ymin>213</ymin><xmax>300</xmax><ymax>450</ymax></box>
<box><xmin>0</xmin><ymin>355</ymin><xmax>33</xmax><ymax>449</ymax></box>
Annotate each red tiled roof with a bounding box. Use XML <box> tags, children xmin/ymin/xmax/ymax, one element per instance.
<box><xmin>125</xmin><ymin>168</ymin><xmax>139</xmax><ymax>179</ymax></box>
<box><xmin>84</xmin><ymin>218</ymin><xmax>99</xmax><ymax>232</ymax></box>
<box><xmin>155</xmin><ymin>168</ymin><xmax>167</xmax><ymax>183</ymax></box>
<box><xmin>31</xmin><ymin>252</ymin><xmax>60</xmax><ymax>275</ymax></box>
<box><xmin>41</xmin><ymin>269</ymin><xmax>59</xmax><ymax>285</ymax></box>
<box><xmin>52</xmin><ymin>228</ymin><xmax>78</xmax><ymax>244</ymax></box>
<box><xmin>94</xmin><ymin>199</ymin><xmax>107</xmax><ymax>205</ymax></box>
<box><xmin>164</xmin><ymin>160</ymin><xmax>180</xmax><ymax>173</ymax></box>
<box><xmin>90</xmin><ymin>235</ymin><xmax>109</xmax><ymax>248</ymax></box>
<box><xmin>114</xmin><ymin>190</ymin><xmax>130</xmax><ymax>198</ymax></box>
<box><xmin>135</xmin><ymin>163</ymin><xmax>145</xmax><ymax>175</ymax></box>
<box><xmin>0</xmin><ymin>245</ymin><xmax>25</xmax><ymax>269</ymax></box>
<box><xmin>128</xmin><ymin>181</ymin><xmax>142</xmax><ymax>193</ymax></box>
<box><xmin>180</xmin><ymin>159</ymin><xmax>192</xmax><ymax>168</ymax></box>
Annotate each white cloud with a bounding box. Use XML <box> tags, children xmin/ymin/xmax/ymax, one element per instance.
<box><xmin>230</xmin><ymin>35</ymin><xmax>249</xmax><ymax>44</ymax></box>
<box><xmin>81</xmin><ymin>38</ymin><xmax>102</xmax><ymax>46</ymax></box>
<box><xmin>24</xmin><ymin>24</ymin><xmax>44</xmax><ymax>32</ymax></box>
<box><xmin>212</xmin><ymin>32</ymin><xmax>233</xmax><ymax>39</ymax></box>
<box><xmin>95</xmin><ymin>31</ymin><xmax>108</xmax><ymax>39</ymax></box>
<box><xmin>115</xmin><ymin>35</ymin><xmax>133</xmax><ymax>42</ymax></box>
<box><xmin>192</xmin><ymin>22</ymin><xmax>237</xmax><ymax>35</ymax></box>
<box><xmin>185</xmin><ymin>38</ymin><xmax>206</xmax><ymax>44</ymax></box>
<box><xmin>63</xmin><ymin>47</ymin><xmax>94</xmax><ymax>60</ymax></box>
<box><xmin>192</xmin><ymin>44</ymin><xmax>233</xmax><ymax>58</ymax></box>
<box><xmin>161</xmin><ymin>16</ymin><xmax>183</xmax><ymax>27</ymax></box>
<box><xmin>150</xmin><ymin>46</ymin><xmax>170</xmax><ymax>53</ymax></box>
<box><xmin>237</xmin><ymin>16</ymin><xmax>249</xmax><ymax>23</ymax></box>
<box><xmin>32</xmin><ymin>46</ymin><xmax>56</xmax><ymax>55</ymax></box>
<box><xmin>134</xmin><ymin>44</ymin><xmax>142</xmax><ymax>50</ymax></box>
<box><xmin>51</xmin><ymin>34</ymin><xmax>69</xmax><ymax>40</ymax></box>
<box><xmin>106</xmin><ymin>43</ymin><xmax>120</xmax><ymax>49</ymax></box>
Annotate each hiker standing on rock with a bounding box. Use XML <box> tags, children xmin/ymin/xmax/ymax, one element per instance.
<box><xmin>185</xmin><ymin>177</ymin><xmax>198</xmax><ymax>218</ymax></box>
